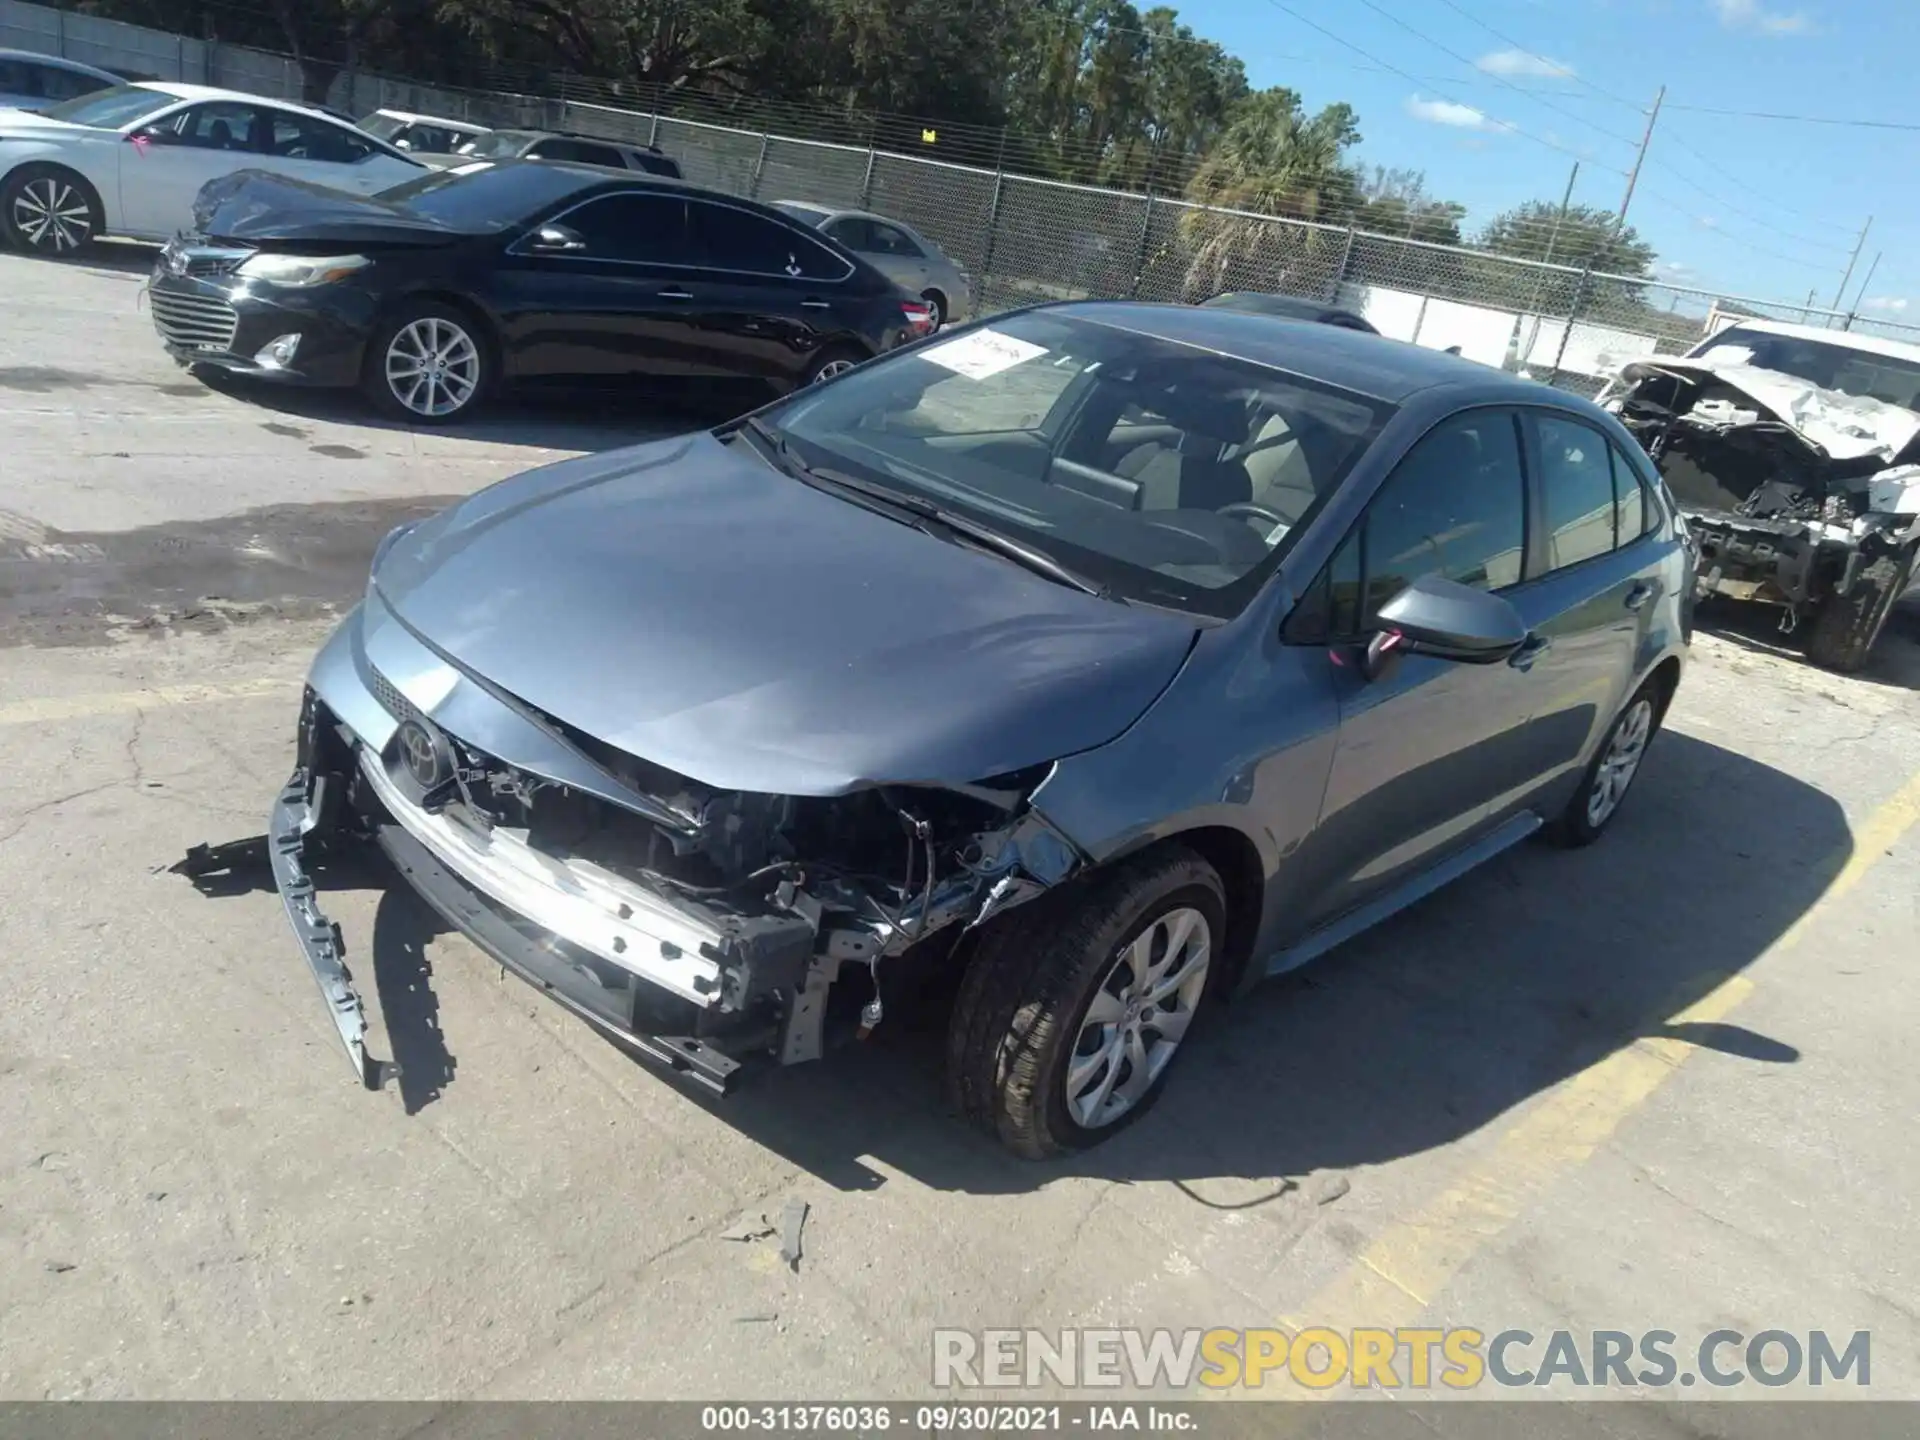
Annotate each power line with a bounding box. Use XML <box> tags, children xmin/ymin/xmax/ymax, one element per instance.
<box><xmin>1663</xmin><ymin>102</ymin><xmax>1920</xmax><ymax>131</ymax></box>
<box><xmin>1334</xmin><ymin>0</ymin><xmax>1646</xmax><ymax>151</ymax></box>
<box><xmin>1256</xmin><ymin>0</ymin><xmax>1630</xmax><ymax>176</ymax></box>
<box><xmin>1422</xmin><ymin>0</ymin><xmax>1646</xmax><ymax>111</ymax></box>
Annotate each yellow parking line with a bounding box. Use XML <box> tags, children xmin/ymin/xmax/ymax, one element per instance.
<box><xmin>0</xmin><ymin>676</ymin><xmax>298</xmax><ymax>726</ymax></box>
<box><xmin>1279</xmin><ymin>761</ymin><xmax>1920</xmax><ymax>1355</ymax></box>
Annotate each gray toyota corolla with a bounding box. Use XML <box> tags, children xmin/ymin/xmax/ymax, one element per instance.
<box><xmin>270</xmin><ymin>301</ymin><xmax>1690</xmax><ymax>1157</ymax></box>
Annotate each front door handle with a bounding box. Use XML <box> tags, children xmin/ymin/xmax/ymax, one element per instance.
<box><xmin>1624</xmin><ymin>581</ymin><xmax>1654</xmax><ymax>611</ymax></box>
<box><xmin>657</xmin><ymin>289</ymin><xmax>694</xmax><ymax>301</ymax></box>
<box><xmin>801</xmin><ymin>299</ymin><xmax>832</xmax><ymax>310</ymax></box>
<box><xmin>1509</xmin><ymin>633</ymin><xmax>1553</xmax><ymax>671</ymax></box>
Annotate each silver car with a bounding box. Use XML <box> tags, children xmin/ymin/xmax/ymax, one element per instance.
<box><xmin>773</xmin><ymin>201</ymin><xmax>972</xmax><ymax>328</ymax></box>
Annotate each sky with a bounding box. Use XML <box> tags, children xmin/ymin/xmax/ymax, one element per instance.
<box><xmin>1172</xmin><ymin>0</ymin><xmax>1915</xmax><ymax>321</ymax></box>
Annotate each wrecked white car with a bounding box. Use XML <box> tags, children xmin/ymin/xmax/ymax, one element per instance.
<box><xmin>1604</xmin><ymin>321</ymin><xmax>1920</xmax><ymax>671</ymax></box>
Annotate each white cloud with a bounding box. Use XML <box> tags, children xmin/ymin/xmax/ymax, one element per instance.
<box><xmin>1405</xmin><ymin>95</ymin><xmax>1505</xmax><ymax>130</ymax></box>
<box><xmin>1862</xmin><ymin>296</ymin><xmax>1909</xmax><ymax>312</ymax></box>
<box><xmin>1659</xmin><ymin>261</ymin><xmax>1692</xmax><ymax>275</ymax></box>
<box><xmin>1695</xmin><ymin>215</ymin><xmax>1721</xmax><ymax>230</ymax></box>
<box><xmin>1476</xmin><ymin>48</ymin><xmax>1577</xmax><ymax>78</ymax></box>
<box><xmin>1710</xmin><ymin>0</ymin><xmax>1815</xmax><ymax>34</ymax></box>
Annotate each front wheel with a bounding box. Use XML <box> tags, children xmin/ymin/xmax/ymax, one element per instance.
<box><xmin>946</xmin><ymin>847</ymin><xmax>1225</xmax><ymax>1159</ymax></box>
<box><xmin>2</xmin><ymin>166</ymin><xmax>102</xmax><ymax>256</ymax></box>
<box><xmin>1804</xmin><ymin>549</ymin><xmax>1913</xmax><ymax>673</ymax></box>
<box><xmin>362</xmin><ymin>302</ymin><xmax>491</xmax><ymax>424</ymax></box>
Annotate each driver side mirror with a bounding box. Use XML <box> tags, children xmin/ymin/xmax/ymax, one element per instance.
<box><xmin>527</xmin><ymin>223</ymin><xmax>586</xmax><ymax>254</ymax></box>
<box><xmin>1363</xmin><ymin>573</ymin><xmax>1528</xmax><ymax>680</ymax></box>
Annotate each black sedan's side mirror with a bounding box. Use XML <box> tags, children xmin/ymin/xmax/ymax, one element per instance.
<box><xmin>1364</xmin><ymin>573</ymin><xmax>1528</xmax><ymax>680</ymax></box>
<box><xmin>527</xmin><ymin>223</ymin><xmax>587</xmax><ymax>254</ymax></box>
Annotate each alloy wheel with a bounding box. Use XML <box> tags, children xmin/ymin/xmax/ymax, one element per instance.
<box><xmin>385</xmin><ymin>316</ymin><xmax>480</xmax><ymax>418</ymax></box>
<box><xmin>1066</xmin><ymin>905</ymin><xmax>1212</xmax><ymax>1130</ymax></box>
<box><xmin>1587</xmin><ymin>697</ymin><xmax>1653</xmax><ymax>828</ymax></box>
<box><xmin>811</xmin><ymin>357</ymin><xmax>857</xmax><ymax>385</ymax></box>
<box><xmin>924</xmin><ymin>295</ymin><xmax>944</xmax><ymax>329</ymax></box>
<box><xmin>12</xmin><ymin>177</ymin><xmax>92</xmax><ymax>252</ymax></box>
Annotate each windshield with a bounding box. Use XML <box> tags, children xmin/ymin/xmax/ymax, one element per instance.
<box><xmin>1694</xmin><ymin>325</ymin><xmax>1920</xmax><ymax>414</ymax></box>
<box><xmin>33</xmin><ymin>83</ymin><xmax>174</xmax><ymax>129</ymax></box>
<box><xmin>764</xmin><ymin>310</ymin><xmax>1390</xmax><ymax>616</ymax></box>
<box><xmin>376</xmin><ymin>161</ymin><xmax>589</xmax><ymax>230</ymax></box>
<box><xmin>358</xmin><ymin>112</ymin><xmax>405</xmax><ymax>141</ymax></box>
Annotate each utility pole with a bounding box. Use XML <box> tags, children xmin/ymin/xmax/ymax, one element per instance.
<box><xmin>1616</xmin><ymin>85</ymin><xmax>1664</xmax><ymax>233</ymax></box>
<box><xmin>1832</xmin><ymin>217</ymin><xmax>1873</xmax><ymax>309</ymax></box>
<box><xmin>1850</xmin><ymin>250</ymin><xmax>1882</xmax><ymax>312</ymax></box>
<box><xmin>1521</xmin><ymin>161</ymin><xmax>1580</xmax><ymax>367</ymax></box>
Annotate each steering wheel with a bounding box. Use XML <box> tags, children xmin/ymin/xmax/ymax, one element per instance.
<box><xmin>1216</xmin><ymin>501</ymin><xmax>1292</xmax><ymax>531</ymax></box>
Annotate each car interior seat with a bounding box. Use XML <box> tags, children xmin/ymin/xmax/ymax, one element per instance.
<box><xmin>1119</xmin><ymin>393</ymin><xmax>1254</xmax><ymax>512</ymax></box>
<box><xmin>207</xmin><ymin>117</ymin><xmax>235</xmax><ymax>150</ymax></box>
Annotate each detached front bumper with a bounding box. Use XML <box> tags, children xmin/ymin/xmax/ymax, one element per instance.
<box><xmin>265</xmin><ymin>600</ymin><xmax>816</xmax><ymax>1098</ymax></box>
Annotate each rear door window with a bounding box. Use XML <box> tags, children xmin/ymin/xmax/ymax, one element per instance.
<box><xmin>866</xmin><ymin>220</ymin><xmax>925</xmax><ymax>258</ymax></box>
<box><xmin>269</xmin><ymin>111</ymin><xmax>375</xmax><ymax>164</ymax></box>
<box><xmin>687</xmin><ymin>201</ymin><xmax>853</xmax><ymax>280</ymax></box>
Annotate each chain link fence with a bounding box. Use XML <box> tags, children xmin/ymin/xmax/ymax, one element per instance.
<box><xmin>9</xmin><ymin>0</ymin><xmax>1920</xmax><ymax>398</ymax></box>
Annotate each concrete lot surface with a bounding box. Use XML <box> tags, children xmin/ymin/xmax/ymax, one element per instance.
<box><xmin>1</xmin><ymin>248</ymin><xmax>1918</xmax><ymax>1420</ymax></box>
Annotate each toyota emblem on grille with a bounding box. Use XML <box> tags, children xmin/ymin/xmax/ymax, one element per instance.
<box><xmin>395</xmin><ymin>719</ymin><xmax>450</xmax><ymax>791</ymax></box>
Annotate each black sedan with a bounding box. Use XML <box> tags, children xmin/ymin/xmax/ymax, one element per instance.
<box><xmin>146</xmin><ymin>161</ymin><xmax>938</xmax><ymax>422</ymax></box>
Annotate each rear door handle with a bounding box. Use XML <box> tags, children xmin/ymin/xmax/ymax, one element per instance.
<box><xmin>801</xmin><ymin>299</ymin><xmax>832</xmax><ymax>310</ymax></box>
<box><xmin>1509</xmin><ymin>633</ymin><xmax>1553</xmax><ymax>671</ymax></box>
<box><xmin>657</xmin><ymin>289</ymin><xmax>694</xmax><ymax>301</ymax></box>
<box><xmin>1624</xmin><ymin>581</ymin><xmax>1654</xmax><ymax>611</ymax></box>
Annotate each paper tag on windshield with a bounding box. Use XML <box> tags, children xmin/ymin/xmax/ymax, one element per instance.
<box><xmin>921</xmin><ymin>329</ymin><xmax>1047</xmax><ymax>380</ymax></box>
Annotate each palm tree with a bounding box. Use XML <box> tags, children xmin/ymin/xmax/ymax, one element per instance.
<box><xmin>1174</xmin><ymin>88</ymin><xmax>1360</xmax><ymax>299</ymax></box>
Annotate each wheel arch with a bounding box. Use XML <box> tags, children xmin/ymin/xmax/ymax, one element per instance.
<box><xmin>1084</xmin><ymin>825</ymin><xmax>1266</xmax><ymax>1001</ymax></box>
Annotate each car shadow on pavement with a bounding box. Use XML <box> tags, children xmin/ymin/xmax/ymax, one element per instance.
<box><xmin>707</xmin><ymin>728</ymin><xmax>1840</xmax><ymax>1195</ymax></box>
<box><xmin>189</xmin><ymin>365</ymin><xmax>763</xmax><ymax>456</ymax></box>
<box><xmin>1695</xmin><ymin>593</ymin><xmax>1920</xmax><ymax>691</ymax></box>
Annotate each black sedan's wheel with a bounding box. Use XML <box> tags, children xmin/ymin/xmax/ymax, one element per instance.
<box><xmin>804</xmin><ymin>345</ymin><xmax>864</xmax><ymax>387</ymax></box>
<box><xmin>947</xmin><ymin>846</ymin><xmax>1225</xmax><ymax>1159</ymax></box>
<box><xmin>2</xmin><ymin>166</ymin><xmax>102</xmax><ymax>255</ymax></box>
<box><xmin>363</xmin><ymin>302</ymin><xmax>490</xmax><ymax>423</ymax></box>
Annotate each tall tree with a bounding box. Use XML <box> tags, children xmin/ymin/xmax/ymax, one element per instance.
<box><xmin>1478</xmin><ymin>200</ymin><xmax>1654</xmax><ymax>276</ymax></box>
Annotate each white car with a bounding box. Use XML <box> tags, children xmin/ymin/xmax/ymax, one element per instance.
<box><xmin>0</xmin><ymin>81</ymin><xmax>423</xmax><ymax>255</ymax></box>
<box><xmin>771</xmin><ymin>201</ymin><xmax>974</xmax><ymax>328</ymax></box>
<box><xmin>356</xmin><ymin>108</ymin><xmax>490</xmax><ymax>156</ymax></box>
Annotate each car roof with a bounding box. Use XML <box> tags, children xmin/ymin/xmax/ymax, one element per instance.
<box><xmin>1050</xmin><ymin>300</ymin><xmax>1560</xmax><ymax>405</ymax></box>
<box><xmin>0</xmin><ymin>49</ymin><xmax>124</xmax><ymax>83</ymax></box>
<box><xmin>127</xmin><ymin>79</ymin><xmax>353</xmax><ymax>126</ymax></box>
<box><xmin>1692</xmin><ymin>316</ymin><xmax>1920</xmax><ymax>365</ymax></box>
<box><xmin>373</xmin><ymin>108</ymin><xmax>484</xmax><ymax>129</ymax></box>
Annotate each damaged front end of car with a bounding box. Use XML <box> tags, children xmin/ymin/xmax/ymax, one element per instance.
<box><xmin>1608</xmin><ymin>358</ymin><xmax>1920</xmax><ymax>639</ymax></box>
<box><xmin>268</xmin><ymin>610</ymin><xmax>1085</xmax><ymax>1097</ymax></box>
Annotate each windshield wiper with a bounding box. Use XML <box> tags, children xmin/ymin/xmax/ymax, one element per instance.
<box><xmin>738</xmin><ymin>418</ymin><xmax>1114</xmax><ymax>600</ymax></box>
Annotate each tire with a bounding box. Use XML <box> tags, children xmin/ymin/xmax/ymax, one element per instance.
<box><xmin>1804</xmin><ymin>550</ymin><xmax>1913</xmax><ymax>674</ymax></box>
<box><xmin>1</xmin><ymin>165</ymin><xmax>103</xmax><ymax>256</ymax></box>
<box><xmin>946</xmin><ymin>846</ymin><xmax>1225</xmax><ymax>1160</ymax></box>
<box><xmin>920</xmin><ymin>289</ymin><xmax>947</xmax><ymax>330</ymax></box>
<box><xmin>1549</xmin><ymin>678</ymin><xmax>1665</xmax><ymax>848</ymax></box>
<box><xmin>803</xmin><ymin>344</ymin><xmax>865</xmax><ymax>387</ymax></box>
<box><xmin>361</xmin><ymin>300</ymin><xmax>492</xmax><ymax>424</ymax></box>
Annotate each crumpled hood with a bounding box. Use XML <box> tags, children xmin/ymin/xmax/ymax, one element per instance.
<box><xmin>192</xmin><ymin>169</ymin><xmax>451</xmax><ymax>246</ymax></box>
<box><xmin>371</xmin><ymin>432</ymin><xmax>1201</xmax><ymax>796</ymax></box>
<box><xmin>1618</xmin><ymin>356</ymin><xmax>1920</xmax><ymax>463</ymax></box>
